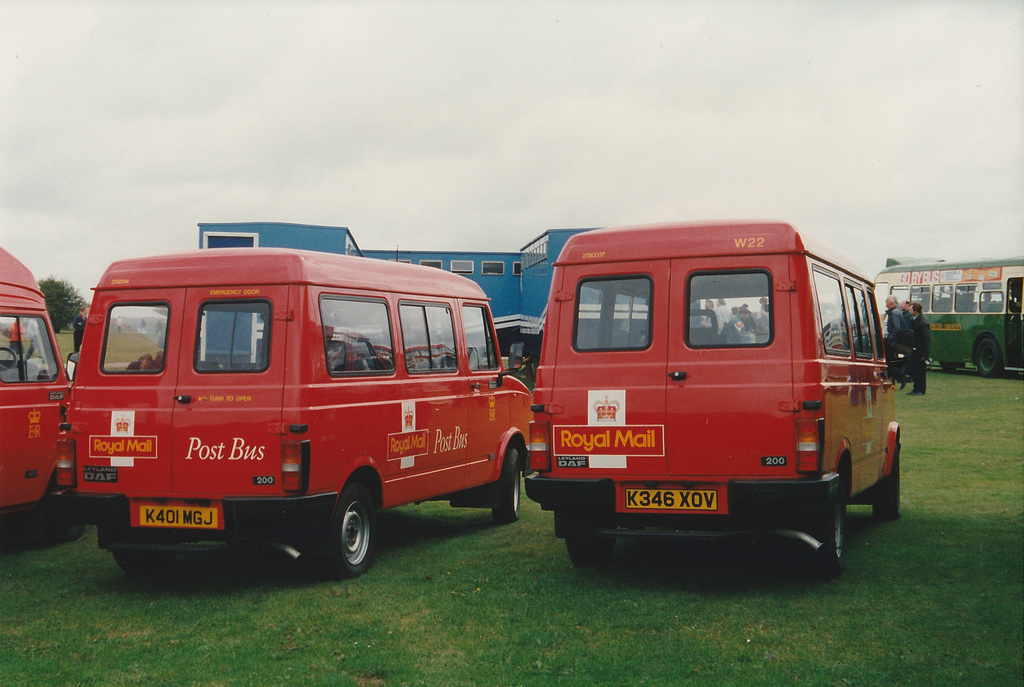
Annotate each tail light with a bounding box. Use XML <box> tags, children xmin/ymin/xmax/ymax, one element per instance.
<box><xmin>56</xmin><ymin>438</ymin><xmax>76</xmax><ymax>488</ymax></box>
<box><xmin>795</xmin><ymin>418</ymin><xmax>824</xmax><ymax>474</ymax></box>
<box><xmin>529</xmin><ymin>421</ymin><xmax>551</xmax><ymax>472</ymax></box>
<box><xmin>281</xmin><ymin>440</ymin><xmax>310</xmax><ymax>493</ymax></box>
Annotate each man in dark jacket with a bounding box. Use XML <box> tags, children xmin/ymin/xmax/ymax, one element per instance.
<box><xmin>908</xmin><ymin>302</ymin><xmax>931</xmax><ymax>395</ymax></box>
<box><xmin>883</xmin><ymin>295</ymin><xmax>911</xmax><ymax>387</ymax></box>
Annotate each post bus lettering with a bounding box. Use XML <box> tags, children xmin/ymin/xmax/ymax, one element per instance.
<box><xmin>186</xmin><ymin>436</ymin><xmax>265</xmax><ymax>461</ymax></box>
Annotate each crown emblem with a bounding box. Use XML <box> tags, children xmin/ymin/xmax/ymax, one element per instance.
<box><xmin>28</xmin><ymin>409</ymin><xmax>41</xmax><ymax>424</ymax></box>
<box><xmin>404</xmin><ymin>409</ymin><xmax>414</xmax><ymax>429</ymax></box>
<box><xmin>593</xmin><ymin>396</ymin><xmax>620</xmax><ymax>422</ymax></box>
<box><xmin>115</xmin><ymin>418</ymin><xmax>131</xmax><ymax>433</ymax></box>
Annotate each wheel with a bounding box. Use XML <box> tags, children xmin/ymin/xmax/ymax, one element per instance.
<box><xmin>492</xmin><ymin>445</ymin><xmax>522</xmax><ymax>524</ymax></box>
<box><xmin>873</xmin><ymin>450</ymin><xmax>901</xmax><ymax>522</ymax></box>
<box><xmin>565</xmin><ymin>537</ymin><xmax>615</xmax><ymax>567</ymax></box>
<box><xmin>113</xmin><ymin>550</ymin><xmax>176</xmax><ymax>576</ymax></box>
<box><xmin>327</xmin><ymin>482</ymin><xmax>377</xmax><ymax>579</ymax></box>
<box><xmin>975</xmin><ymin>336</ymin><xmax>1003</xmax><ymax>378</ymax></box>
<box><xmin>813</xmin><ymin>478</ymin><xmax>847</xmax><ymax>578</ymax></box>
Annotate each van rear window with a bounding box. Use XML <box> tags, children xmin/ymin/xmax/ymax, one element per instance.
<box><xmin>686</xmin><ymin>272</ymin><xmax>772</xmax><ymax>347</ymax></box>
<box><xmin>195</xmin><ymin>301</ymin><xmax>270</xmax><ymax>373</ymax></box>
<box><xmin>101</xmin><ymin>304</ymin><xmax>169</xmax><ymax>373</ymax></box>
<box><xmin>320</xmin><ymin>297</ymin><xmax>395</xmax><ymax>375</ymax></box>
<box><xmin>573</xmin><ymin>277</ymin><xmax>652</xmax><ymax>351</ymax></box>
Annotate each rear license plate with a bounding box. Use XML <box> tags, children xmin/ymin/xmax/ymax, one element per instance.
<box><xmin>133</xmin><ymin>502</ymin><xmax>223</xmax><ymax>529</ymax></box>
<box><xmin>624</xmin><ymin>488</ymin><xmax>718</xmax><ymax>511</ymax></box>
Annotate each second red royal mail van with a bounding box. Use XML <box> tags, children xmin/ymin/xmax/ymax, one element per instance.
<box><xmin>55</xmin><ymin>248</ymin><xmax>532</xmax><ymax>577</ymax></box>
<box><xmin>1</xmin><ymin>246</ymin><xmax>81</xmax><ymax>544</ymax></box>
<box><xmin>525</xmin><ymin>221</ymin><xmax>901</xmax><ymax>576</ymax></box>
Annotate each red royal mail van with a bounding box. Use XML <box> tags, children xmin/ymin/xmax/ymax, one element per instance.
<box><xmin>54</xmin><ymin>248</ymin><xmax>531</xmax><ymax>577</ymax></box>
<box><xmin>1</xmin><ymin>246</ymin><xmax>82</xmax><ymax>544</ymax></box>
<box><xmin>525</xmin><ymin>221</ymin><xmax>901</xmax><ymax>576</ymax></box>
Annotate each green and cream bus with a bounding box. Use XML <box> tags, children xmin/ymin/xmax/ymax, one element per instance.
<box><xmin>875</xmin><ymin>257</ymin><xmax>1023</xmax><ymax>377</ymax></box>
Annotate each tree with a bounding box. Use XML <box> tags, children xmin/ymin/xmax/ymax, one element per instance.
<box><xmin>38</xmin><ymin>277</ymin><xmax>86</xmax><ymax>332</ymax></box>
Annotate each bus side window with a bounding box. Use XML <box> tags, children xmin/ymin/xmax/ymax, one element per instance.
<box><xmin>954</xmin><ymin>284</ymin><xmax>977</xmax><ymax>313</ymax></box>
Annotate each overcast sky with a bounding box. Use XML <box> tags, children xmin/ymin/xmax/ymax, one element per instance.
<box><xmin>2</xmin><ymin>1</ymin><xmax>1022</xmax><ymax>297</ymax></box>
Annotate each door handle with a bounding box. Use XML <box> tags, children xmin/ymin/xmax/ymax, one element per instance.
<box><xmin>669</xmin><ymin>371</ymin><xmax>687</xmax><ymax>381</ymax></box>
<box><xmin>175</xmin><ymin>395</ymin><xmax>192</xmax><ymax>404</ymax></box>
<box><xmin>470</xmin><ymin>383</ymin><xmax>482</xmax><ymax>391</ymax></box>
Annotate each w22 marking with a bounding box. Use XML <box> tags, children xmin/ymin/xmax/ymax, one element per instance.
<box><xmin>734</xmin><ymin>237</ymin><xmax>765</xmax><ymax>248</ymax></box>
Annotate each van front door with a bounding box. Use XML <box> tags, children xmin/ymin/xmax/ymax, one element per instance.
<box><xmin>665</xmin><ymin>258</ymin><xmax>796</xmax><ymax>479</ymax></box>
<box><xmin>170</xmin><ymin>287</ymin><xmax>288</xmax><ymax>495</ymax></box>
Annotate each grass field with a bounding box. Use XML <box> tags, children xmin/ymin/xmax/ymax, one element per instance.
<box><xmin>2</xmin><ymin>362</ymin><xmax>1021</xmax><ymax>686</ymax></box>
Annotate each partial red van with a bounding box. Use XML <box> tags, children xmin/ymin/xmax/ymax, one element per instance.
<box><xmin>55</xmin><ymin>248</ymin><xmax>531</xmax><ymax>577</ymax></box>
<box><xmin>525</xmin><ymin>221</ymin><xmax>901</xmax><ymax>575</ymax></box>
<box><xmin>0</xmin><ymin>246</ymin><xmax>81</xmax><ymax>543</ymax></box>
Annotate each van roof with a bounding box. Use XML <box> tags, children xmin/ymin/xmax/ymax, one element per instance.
<box><xmin>0</xmin><ymin>246</ymin><xmax>45</xmax><ymax>310</ymax></box>
<box><xmin>555</xmin><ymin>221</ymin><xmax>868</xmax><ymax>279</ymax></box>
<box><xmin>94</xmin><ymin>248</ymin><xmax>489</xmax><ymax>300</ymax></box>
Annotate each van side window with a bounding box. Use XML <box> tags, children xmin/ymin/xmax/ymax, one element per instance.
<box><xmin>195</xmin><ymin>301</ymin><xmax>270</xmax><ymax>373</ymax></box>
<box><xmin>813</xmin><ymin>271</ymin><xmax>850</xmax><ymax>355</ymax></box>
<box><xmin>0</xmin><ymin>315</ymin><xmax>60</xmax><ymax>383</ymax></box>
<box><xmin>319</xmin><ymin>297</ymin><xmax>395</xmax><ymax>375</ymax></box>
<box><xmin>844</xmin><ymin>283</ymin><xmax>874</xmax><ymax>358</ymax></box>
<box><xmin>462</xmin><ymin>305</ymin><xmax>499</xmax><ymax>370</ymax></box>
<box><xmin>686</xmin><ymin>271</ymin><xmax>772</xmax><ymax>348</ymax></box>
<box><xmin>573</xmin><ymin>277</ymin><xmax>652</xmax><ymax>351</ymax></box>
<box><xmin>101</xmin><ymin>304</ymin><xmax>169</xmax><ymax>374</ymax></box>
<box><xmin>400</xmin><ymin>303</ymin><xmax>458</xmax><ymax>372</ymax></box>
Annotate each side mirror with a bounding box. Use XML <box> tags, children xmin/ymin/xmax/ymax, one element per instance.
<box><xmin>492</xmin><ymin>342</ymin><xmax>526</xmax><ymax>388</ymax></box>
<box><xmin>66</xmin><ymin>352</ymin><xmax>79</xmax><ymax>382</ymax></box>
<box><xmin>506</xmin><ymin>342</ymin><xmax>524</xmax><ymax>371</ymax></box>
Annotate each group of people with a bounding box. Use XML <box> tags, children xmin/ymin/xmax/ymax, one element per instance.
<box><xmin>883</xmin><ymin>296</ymin><xmax>931</xmax><ymax>395</ymax></box>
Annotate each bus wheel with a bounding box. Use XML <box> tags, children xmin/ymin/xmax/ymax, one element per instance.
<box><xmin>492</xmin><ymin>445</ymin><xmax>522</xmax><ymax>524</ymax></box>
<box><xmin>327</xmin><ymin>482</ymin><xmax>376</xmax><ymax>579</ymax></box>
<box><xmin>873</xmin><ymin>450</ymin><xmax>900</xmax><ymax>522</ymax></box>
<box><xmin>975</xmin><ymin>336</ymin><xmax>1003</xmax><ymax>378</ymax></box>
<box><xmin>813</xmin><ymin>479</ymin><xmax>847</xmax><ymax>578</ymax></box>
<box><xmin>565</xmin><ymin>536</ymin><xmax>615</xmax><ymax>567</ymax></box>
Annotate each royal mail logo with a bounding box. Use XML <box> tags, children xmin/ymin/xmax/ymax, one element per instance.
<box><xmin>404</xmin><ymin>408</ymin><xmax>414</xmax><ymax>429</ymax></box>
<box><xmin>89</xmin><ymin>435</ymin><xmax>159</xmax><ymax>459</ymax></box>
<box><xmin>553</xmin><ymin>425</ymin><xmax>665</xmax><ymax>457</ymax></box>
<box><xmin>593</xmin><ymin>396</ymin><xmax>620</xmax><ymax>422</ymax></box>
<box><xmin>115</xmin><ymin>418</ymin><xmax>131</xmax><ymax>433</ymax></box>
<box><xmin>28</xmin><ymin>409</ymin><xmax>41</xmax><ymax>424</ymax></box>
<box><xmin>387</xmin><ymin>429</ymin><xmax>429</xmax><ymax>461</ymax></box>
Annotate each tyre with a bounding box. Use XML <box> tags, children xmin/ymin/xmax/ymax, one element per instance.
<box><xmin>113</xmin><ymin>550</ymin><xmax>176</xmax><ymax>576</ymax></box>
<box><xmin>491</xmin><ymin>445</ymin><xmax>522</xmax><ymax>524</ymax></box>
<box><xmin>873</xmin><ymin>450</ymin><xmax>901</xmax><ymax>522</ymax></box>
<box><xmin>975</xmin><ymin>336</ymin><xmax>1003</xmax><ymax>378</ymax></box>
<box><xmin>565</xmin><ymin>536</ymin><xmax>615</xmax><ymax>567</ymax></box>
<box><xmin>327</xmin><ymin>482</ymin><xmax>377</xmax><ymax>579</ymax></box>
<box><xmin>813</xmin><ymin>478</ymin><xmax>847</xmax><ymax>578</ymax></box>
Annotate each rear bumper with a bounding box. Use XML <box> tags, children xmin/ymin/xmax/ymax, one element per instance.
<box><xmin>525</xmin><ymin>473</ymin><xmax>840</xmax><ymax>536</ymax></box>
<box><xmin>49</xmin><ymin>491</ymin><xmax>338</xmax><ymax>543</ymax></box>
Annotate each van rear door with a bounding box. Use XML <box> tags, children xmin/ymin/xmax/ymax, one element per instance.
<box><xmin>79</xmin><ymin>297</ymin><xmax>181</xmax><ymax>495</ymax></box>
<box><xmin>170</xmin><ymin>287</ymin><xmax>287</xmax><ymax>494</ymax></box>
<box><xmin>546</xmin><ymin>263</ymin><xmax>670</xmax><ymax>474</ymax></box>
<box><xmin>665</xmin><ymin>256</ymin><xmax>796</xmax><ymax>478</ymax></box>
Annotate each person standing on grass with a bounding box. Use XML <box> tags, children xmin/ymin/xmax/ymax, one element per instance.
<box><xmin>908</xmin><ymin>302</ymin><xmax>931</xmax><ymax>395</ymax></box>
<box><xmin>72</xmin><ymin>304</ymin><xmax>88</xmax><ymax>353</ymax></box>
<box><xmin>883</xmin><ymin>295</ymin><xmax>910</xmax><ymax>388</ymax></box>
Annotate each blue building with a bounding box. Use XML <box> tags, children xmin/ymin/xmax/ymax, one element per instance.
<box><xmin>197</xmin><ymin>221</ymin><xmax>589</xmax><ymax>356</ymax></box>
